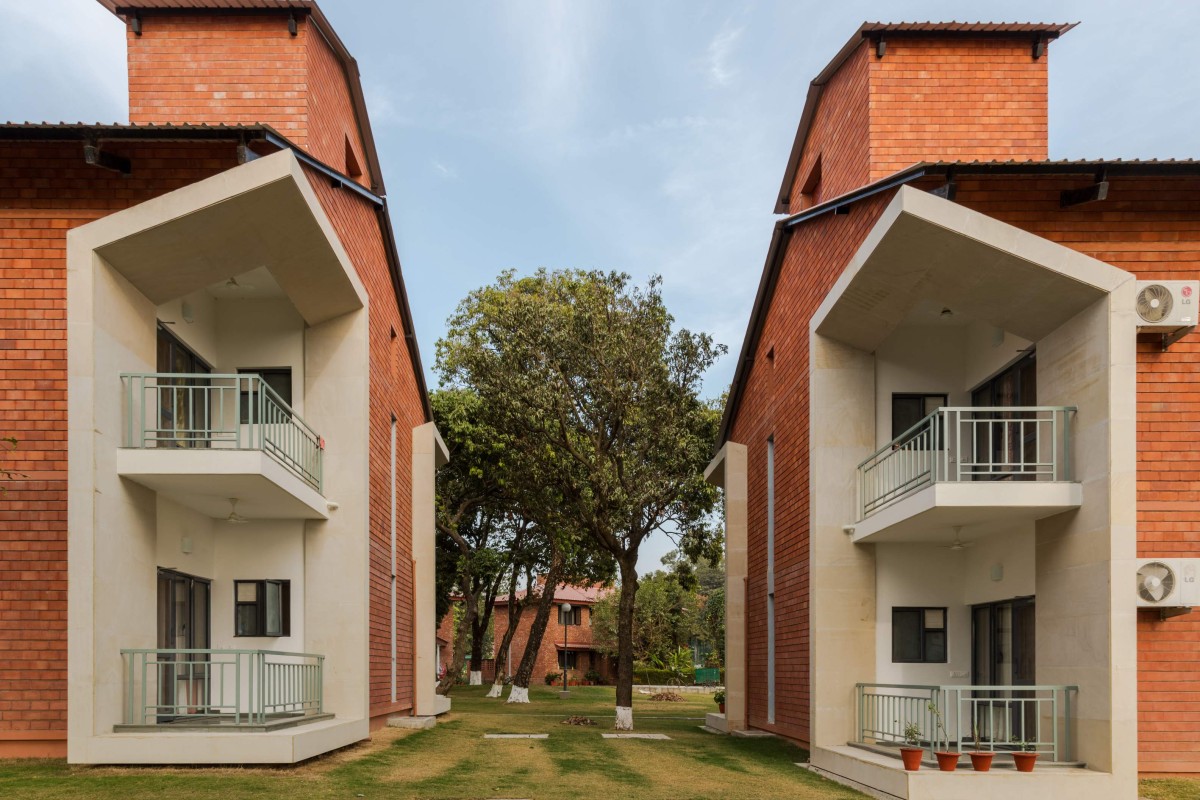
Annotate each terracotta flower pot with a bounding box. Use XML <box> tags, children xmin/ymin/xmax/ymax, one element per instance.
<box><xmin>900</xmin><ymin>747</ymin><xmax>924</xmax><ymax>771</ymax></box>
<box><xmin>718</xmin><ymin>702</ymin><xmax>725</xmax><ymax>713</ymax></box>
<box><xmin>1012</xmin><ymin>752</ymin><xmax>1038</xmax><ymax>772</ymax></box>
<box><xmin>967</xmin><ymin>751</ymin><xmax>995</xmax><ymax>772</ymax></box>
<box><xmin>934</xmin><ymin>751</ymin><xmax>960</xmax><ymax>772</ymax></box>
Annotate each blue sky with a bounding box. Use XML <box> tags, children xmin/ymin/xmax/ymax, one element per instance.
<box><xmin>3</xmin><ymin>0</ymin><xmax>1199</xmax><ymax>571</ymax></box>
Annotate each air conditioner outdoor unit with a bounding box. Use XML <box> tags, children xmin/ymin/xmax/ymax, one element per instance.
<box><xmin>1136</xmin><ymin>559</ymin><xmax>1200</xmax><ymax>613</ymax></box>
<box><xmin>1135</xmin><ymin>281</ymin><xmax>1199</xmax><ymax>349</ymax></box>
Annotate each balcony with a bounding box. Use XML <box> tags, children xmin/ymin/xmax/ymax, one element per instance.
<box><xmin>855</xmin><ymin>682</ymin><xmax>1080</xmax><ymax>766</ymax></box>
<box><xmin>852</xmin><ymin>407</ymin><xmax>1081</xmax><ymax>543</ymax></box>
<box><xmin>117</xmin><ymin>373</ymin><xmax>328</xmax><ymax>520</ymax></box>
<box><xmin>116</xmin><ymin>649</ymin><xmax>328</xmax><ymax>732</ymax></box>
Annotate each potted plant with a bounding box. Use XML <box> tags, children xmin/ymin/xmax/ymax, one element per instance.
<box><xmin>899</xmin><ymin>721</ymin><xmax>924</xmax><ymax>771</ymax></box>
<box><xmin>966</xmin><ymin>723</ymin><xmax>994</xmax><ymax>772</ymax></box>
<box><xmin>926</xmin><ymin>702</ymin><xmax>960</xmax><ymax>772</ymax></box>
<box><xmin>1011</xmin><ymin>737</ymin><xmax>1038</xmax><ymax>772</ymax></box>
<box><xmin>713</xmin><ymin>689</ymin><xmax>726</xmax><ymax>714</ymax></box>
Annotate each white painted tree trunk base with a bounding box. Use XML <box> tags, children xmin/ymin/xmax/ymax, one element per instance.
<box><xmin>507</xmin><ymin>685</ymin><xmax>530</xmax><ymax>704</ymax></box>
<box><xmin>469</xmin><ymin>670</ymin><xmax>483</xmax><ymax>686</ymax></box>
<box><xmin>486</xmin><ymin>682</ymin><xmax>504</xmax><ymax>698</ymax></box>
<box><xmin>614</xmin><ymin>705</ymin><xmax>634</xmax><ymax>730</ymax></box>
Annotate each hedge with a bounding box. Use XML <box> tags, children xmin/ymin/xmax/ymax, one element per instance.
<box><xmin>631</xmin><ymin>668</ymin><xmax>725</xmax><ymax>686</ymax></box>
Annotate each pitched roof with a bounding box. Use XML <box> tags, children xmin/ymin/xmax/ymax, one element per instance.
<box><xmin>96</xmin><ymin>1</ymin><xmax>313</xmax><ymax>12</ymax></box>
<box><xmin>717</xmin><ymin>158</ymin><xmax>1200</xmax><ymax>449</ymax></box>
<box><xmin>495</xmin><ymin>582</ymin><xmax>614</xmax><ymax>606</ymax></box>
<box><xmin>773</xmin><ymin>21</ymin><xmax>1078</xmax><ymax>213</ymax></box>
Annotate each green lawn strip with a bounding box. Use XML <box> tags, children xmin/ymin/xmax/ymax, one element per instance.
<box><xmin>1140</xmin><ymin>778</ymin><xmax>1200</xmax><ymax>800</ymax></box>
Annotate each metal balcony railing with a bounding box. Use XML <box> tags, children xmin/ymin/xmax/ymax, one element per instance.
<box><xmin>122</xmin><ymin>372</ymin><xmax>323</xmax><ymax>493</ymax></box>
<box><xmin>856</xmin><ymin>406</ymin><xmax>1076</xmax><ymax>520</ymax></box>
<box><xmin>856</xmin><ymin>683</ymin><xmax>1078</xmax><ymax>763</ymax></box>
<box><xmin>121</xmin><ymin>648</ymin><xmax>324</xmax><ymax>727</ymax></box>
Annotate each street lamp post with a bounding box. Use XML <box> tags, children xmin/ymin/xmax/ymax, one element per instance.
<box><xmin>560</xmin><ymin>602</ymin><xmax>572</xmax><ymax>698</ymax></box>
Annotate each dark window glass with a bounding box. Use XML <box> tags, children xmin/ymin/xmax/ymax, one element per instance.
<box><xmin>234</xmin><ymin>579</ymin><xmax>290</xmax><ymax>637</ymax></box>
<box><xmin>892</xmin><ymin>607</ymin><xmax>948</xmax><ymax>663</ymax></box>
<box><xmin>239</xmin><ymin>368</ymin><xmax>292</xmax><ymax>424</ymax></box>
<box><xmin>558</xmin><ymin>651</ymin><xmax>577</xmax><ymax>669</ymax></box>
<box><xmin>558</xmin><ymin>607</ymin><xmax>582</xmax><ymax>626</ymax></box>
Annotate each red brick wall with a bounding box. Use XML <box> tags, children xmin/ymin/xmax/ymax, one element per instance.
<box><xmin>0</xmin><ymin>140</ymin><xmax>238</xmax><ymax>755</ymax></box>
<box><xmin>788</xmin><ymin>44</ymin><xmax>871</xmax><ymax>210</ymax></box>
<box><xmin>728</xmin><ymin>192</ymin><xmax>895</xmax><ymax>744</ymax></box>
<box><xmin>127</xmin><ymin>14</ymin><xmax>309</xmax><ymax>143</ymax></box>
<box><xmin>305</xmin><ymin>28</ymin><xmax>369</xmax><ymax>186</ymax></box>
<box><xmin>867</xmin><ymin>38</ymin><xmax>1049</xmax><ymax>178</ymax></box>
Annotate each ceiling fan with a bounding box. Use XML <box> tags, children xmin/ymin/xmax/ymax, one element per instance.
<box><xmin>940</xmin><ymin>525</ymin><xmax>974</xmax><ymax>551</ymax></box>
<box><xmin>225</xmin><ymin>497</ymin><xmax>250</xmax><ymax>524</ymax></box>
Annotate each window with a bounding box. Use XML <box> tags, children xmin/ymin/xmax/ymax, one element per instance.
<box><xmin>891</xmin><ymin>394</ymin><xmax>948</xmax><ymax>440</ymax></box>
<box><xmin>238</xmin><ymin>368</ymin><xmax>292</xmax><ymax>424</ymax></box>
<box><xmin>558</xmin><ymin>650</ymin><xmax>578</xmax><ymax>669</ymax></box>
<box><xmin>892</xmin><ymin>607</ymin><xmax>947</xmax><ymax>663</ymax></box>
<box><xmin>234</xmin><ymin>580</ymin><xmax>291</xmax><ymax>637</ymax></box>
<box><xmin>558</xmin><ymin>606</ymin><xmax>582</xmax><ymax>626</ymax></box>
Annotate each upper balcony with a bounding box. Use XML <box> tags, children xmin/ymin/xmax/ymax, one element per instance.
<box><xmin>117</xmin><ymin>372</ymin><xmax>328</xmax><ymax>520</ymax></box>
<box><xmin>851</xmin><ymin>406</ymin><xmax>1081</xmax><ymax>543</ymax></box>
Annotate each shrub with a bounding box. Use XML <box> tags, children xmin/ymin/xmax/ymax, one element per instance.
<box><xmin>544</xmin><ymin>671</ymin><xmax>562</xmax><ymax>685</ymax></box>
<box><xmin>585</xmin><ymin>669</ymin><xmax>603</xmax><ymax>685</ymax></box>
<box><xmin>633</xmin><ymin>667</ymin><xmax>695</xmax><ymax>686</ymax></box>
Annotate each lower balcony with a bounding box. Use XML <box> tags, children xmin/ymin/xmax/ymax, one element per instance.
<box><xmin>117</xmin><ymin>373</ymin><xmax>328</xmax><ymax>520</ymax></box>
<box><xmin>851</xmin><ymin>407</ymin><xmax>1081</xmax><ymax>543</ymax></box>
<box><xmin>115</xmin><ymin>649</ymin><xmax>329</xmax><ymax>732</ymax></box>
<box><xmin>854</xmin><ymin>682</ymin><xmax>1081</xmax><ymax>767</ymax></box>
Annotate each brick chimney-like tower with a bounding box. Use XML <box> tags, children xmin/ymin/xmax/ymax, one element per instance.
<box><xmin>777</xmin><ymin>22</ymin><xmax>1076</xmax><ymax>212</ymax></box>
<box><xmin>104</xmin><ymin>0</ymin><xmax>377</xmax><ymax>189</ymax></box>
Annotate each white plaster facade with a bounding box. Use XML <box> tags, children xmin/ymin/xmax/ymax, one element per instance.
<box><xmin>711</xmin><ymin>188</ymin><xmax>1140</xmax><ymax>799</ymax></box>
<box><xmin>65</xmin><ymin>150</ymin><xmax>440</xmax><ymax>764</ymax></box>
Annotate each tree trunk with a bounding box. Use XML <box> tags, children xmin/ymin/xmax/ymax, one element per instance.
<box><xmin>507</xmin><ymin>550</ymin><xmax>563</xmax><ymax>703</ymax></box>
<box><xmin>437</xmin><ymin>587</ymin><xmax>475</xmax><ymax>695</ymax></box>
<box><xmin>488</xmin><ymin>564</ymin><xmax>524</xmax><ymax>698</ymax></box>
<box><xmin>614</xmin><ymin>557</ymin><xmax>639</xmax><ymax>729</ymax></box>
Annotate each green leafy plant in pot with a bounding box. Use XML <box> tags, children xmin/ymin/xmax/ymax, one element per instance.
<box><xmin>1011</xmin><ymin>736</ymin><xmax>1038</xmax><ymax>772</ymax></box>
<box><xmin>899</xmin><ymin>721</ymin><xmax>924</xmax><ymax>771</ymax></box>
<box><xmin>966</xmin><ymin>722</ymin><xmax>995</xmax><ymax>771</ymax></box>
<box><xmin>927</xmin><ymin>702</ymin><xmax>961</xmax><ymax>772</ymax></box>
<box><xmin>713</xmin><ymin>689</ymin><xmax>726</xmax><ymax>714</ymax></box>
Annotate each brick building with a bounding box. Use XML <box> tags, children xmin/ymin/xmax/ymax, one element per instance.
<box><xmin>706</xmin><ymin>21</ymin><xmax>1200</xmax><ymax>799</ymax></box>
<box><xmin>439</xmin><ymin>582</ymin><xmax>615</xmax><ymax>687</ymax></box>
<box><xmin>0</xmin><ymin>0</ymin><xmax>447</xmax><ymax>763</ymax></box>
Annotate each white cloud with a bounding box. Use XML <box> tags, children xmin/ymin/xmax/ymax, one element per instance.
<box><xmin>706</xmin><ymin>22</ymin><xmax>744</xmax><ymax>87</ymax></box>
<box><xmin>430</xmin><ymin>158</ymin><xmax>458</xmax><ymax>179</ymax></box>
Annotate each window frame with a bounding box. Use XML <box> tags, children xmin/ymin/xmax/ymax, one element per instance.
<box><xmin>557</xmin><ymin>650</ymin><xmax>578</xmax><ymax>670</ymax></box>
<box><xmin>557</xmin><ymin>606</ymin><xmax>583</xmax><ymax>626</ymax></box>
<box><xmin>233</xmin><ymin>579</ymin><xmax>291</xmax><ymax>638</ymax></box>
<box><xmin>891</xmin><ymin>606</ymin><xmax>948</xmax><ymax>664</ymax></box>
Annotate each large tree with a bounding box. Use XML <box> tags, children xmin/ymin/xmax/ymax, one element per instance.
<box><xmin>437</xmin><ymin>269</ymin><xmax>724</xmax><ymax>727</ymax></box>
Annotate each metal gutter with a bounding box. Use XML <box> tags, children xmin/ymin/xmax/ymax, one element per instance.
<box><xmin>262</xmin><ymin>130</ymin><xmax>383</xmax><ymax>207</ymax></box>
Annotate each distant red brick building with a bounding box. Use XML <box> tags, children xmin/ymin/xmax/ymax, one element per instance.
<box><xmin>439</xmin><ymin>582</ymin><xmax>615</xmax><ymax>686</ymax></box>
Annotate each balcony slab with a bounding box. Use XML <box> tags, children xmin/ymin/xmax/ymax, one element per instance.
<box><xmin>72</xmin><ymin>716</ymin><xmax>366</xmax><ymax>765</ymax></box>
<box><xmin>117</xmin><ymin>448</ymin><xmax>329</xmax><ymax>520</ymax></box>
<box><xmin>851</xmin><ymin>482</ymin><xmax>1081</xmax><ymax>544</ymax></box>
<box><xmin>808</xmin><ymin>744</ymin><xmax>1123</xmax><ymax>800</ymax></box>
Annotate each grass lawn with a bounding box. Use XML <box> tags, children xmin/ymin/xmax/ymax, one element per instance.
<box><xmin>0</xmin><ymin>685</ymin><xmax>865</xmax><ymax>800</ymax></box>
<box><xmin>1140</xmin><ymin>779</ymin><xmax>1200</xmax><ymax>800</ymax></box>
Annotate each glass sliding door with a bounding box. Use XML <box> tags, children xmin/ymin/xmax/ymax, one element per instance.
<box><xmin>971</xmin><ymin>597</ymin><xmax>1036</xmax><ymax>745</ymax></box>
<box><xmin>971</xmin><ymin>352</ymin><xmax>1037</xmax><ymax>480</ymax></box>
<box><xmin>155</xmin><ymin>325</ymin><xmax>212</xmax><ymax>448</ymax></box>
<box><xmin>156</xmin><ymin>569</ymin><xmax>212</xmax><ymax>722</ymax></box>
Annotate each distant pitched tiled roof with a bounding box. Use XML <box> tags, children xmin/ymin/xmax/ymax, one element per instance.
<box><xmin>495</xmin><ymin>582</ymin><xmax>614</xmax><ymax>606</ymax></box>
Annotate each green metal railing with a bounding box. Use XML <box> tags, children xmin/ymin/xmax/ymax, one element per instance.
<box><xmin>855</xmin><ymin>683</ymin><xmax>1078</xmax><ymax>763</ymax></box>
<box><xmin>121</xmin><ymin>648</ymin><xmax>324</xmax><ymax>726</ymax></box>
<box><xmin>121</xmin><ymin>372</ymin><xmax>323</xmax><ymax>492</ymax></box>
<box><xmin>857</xmin><ymin>406</ymin><xmax>1076</xmax><ymax>520</ymax></box>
